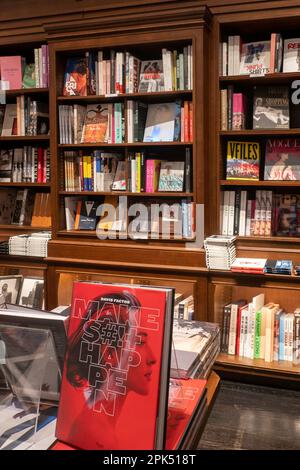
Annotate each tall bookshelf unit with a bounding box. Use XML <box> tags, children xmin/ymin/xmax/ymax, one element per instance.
<box><xmin>209</xmin><ymin>3</ymin><xmax>300</xmax><ymax>385</ymax></box>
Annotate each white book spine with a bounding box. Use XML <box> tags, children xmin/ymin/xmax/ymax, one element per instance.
<box><xmin>228</xmin><ymin>304</ymin><xmax>238</xmax><ymax>355</ymax></box>
<box><xmin>238</xmin><ymin>190</ymin><xmax>247</xmax><ymax>236</ymax></box>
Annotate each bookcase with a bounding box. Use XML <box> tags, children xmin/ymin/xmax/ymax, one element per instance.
<box><xmin>208</xmin><ymin>2</ymin><xmax>300</xmax><ymax>385</ymax></box>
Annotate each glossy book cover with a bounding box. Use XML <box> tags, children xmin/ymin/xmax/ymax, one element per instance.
<box><xmin>56</xmin><ymin>281</ymin><xmax>174</xmax><ymax>450</ymax></box>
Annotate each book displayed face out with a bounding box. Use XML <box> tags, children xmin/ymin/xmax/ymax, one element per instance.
<box><xmin>56</xmin><ymin>281</ymin><xmax>174</xmax><ymax>450</ymax></box>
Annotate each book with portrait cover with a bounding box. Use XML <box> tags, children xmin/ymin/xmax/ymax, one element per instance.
<box><xmin>55</xmin><ymin>281</ymin><xmax>174</xmax><ymax>450</ymax></box>
<box><xmin>264</xmin><ymin>138</ymin><xmax>300</xmax><ymax>180</ymax></box>
<box><xmin>63</xmin><ymin>57</ymin><xmax>87</xmax><ymax>96</ymax></box>
<box><xmin>253</xmin><ymin>86</ymin><xmax>289</xmax><ymax>129</ymax></box>
<box><xmin>226</xmin><ymin>141</ymin><xmax>260</xmax><ymax>180</ymax></box>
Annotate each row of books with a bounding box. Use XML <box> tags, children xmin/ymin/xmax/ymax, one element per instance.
<box><xmin>59</xmin><ymin>100</ymin><xmax>193</xmax><ymax>144</ymax></box>
<box><xmin>221</xmin><ymin>293</ymin><xmax>300</xmax><ymax>364</ymax></box>
<box><xmin>0</xmin><ymin>190</ymin><xmax>51</xmax><ymax>227</ymax></box>
<box><xmin>0</xmin><ymin>147</ymin><xmax>50</xmax><ymax>183</ymax></box>
<box><xmin>221</xmin><ymin>190</ymin><xmax>300</xmax><ymax>237</ymax></box>
<box><xmin>8</xmin><ymin>231</ymin><xmax>51</xmax><ymax>257</ymax></box>
<box><xmin>63</xmin><ymin>46</ymin><xmax>193</xmax><ymax>96</ymax></box>
<box><xmin>225</xmin><ymin>139</ymin><xmax>300</xmax><ymax>182</ymax></box>
<box><xmin>174</xmin><ymin>295</ymin><xmax>194</xmax><ymax>321</ymax></box>
<box><xmin>221</xmin><ymin>85</ymin><xmax>290</xmax><ymax>131</ymax></box>
<box><xmin>63</xmin><ymin>151</ymin><xmax>191</xmax><ymax>193</ymax></box>
<box><xmin>229</xmin><ymin>257</ymin><xmax>293</xmax><ymax>275</ymax></box>
<box><xmin>64</xmin><ymin>195</ymin><xmax>195</xmax><ymax>239</ymax></box>
<box><xmin>0</xmin><ymin>47</ymin><xmax>49</xmax><ymax>90</ymax></box>
<box><xmin>0</xmin><ymin>101</ymin><xmax>49</xmax><ymax>137</ymax></box>
<box><xmin>220</xmin><ymin>35</ymin><xmax>300</xmax><ymax>76</ymax></box>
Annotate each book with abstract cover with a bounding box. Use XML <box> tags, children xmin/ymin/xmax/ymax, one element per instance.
<box><xmin>253</xmin><ymin>86</ymin><xmax>289</xmax><ymax>129</ymax></box>
<box><xmin>226</xmin><ymin>141</ymin><xmax>260</xmax><ymax>180</ymax></box>
<box><xmin>158</xmin><ymin>161</ymin><xmax>185</xmax><ymax>191</ymax></box>
<box><xmin>81</xmin><ymin>104</ymin><xmax>108</xmax><ymax>143</ymax></box>
<box><xmin>143</xmin><ymin>102</ymin><xmax>176</xmax><ymax>142</ymax></box>
<box><xmin>63</xmin><ymin>57</ymin><xmax>87</xmax><ymax>96</ymax></box>
<box><xmin>239</xmin><ymin>41</ymin><xmax>270</xmax><ymax>76</ymax></box>
<box><xmin>264</xmin><ymin>139</ymin><xmax>300</xmax><ymax>180</ymax></box>
<box><xmin>272</xmin><ymin>193</ymin><xmax>300</xmax><ymax>237</ymax></box>
<box><xmin>138</xmin><ymin>60</ymin><xmax>164</xmax><ymax>92</ymax></box>
<box><xmin>56</xmin><ymin>281</ymin><xmax>174</xmax><ymax>450</ymax></box>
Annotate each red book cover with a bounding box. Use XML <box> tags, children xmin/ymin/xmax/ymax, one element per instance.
<box><xmin>0</xmin><ymin>56</ymin><xmax>22</xmax><ymax>90</ymax></box>
<box><xmin>37</xmin><ymin>147</ymin><xmax>43</xmax><ymax>183</ymax></box>
<box><xmin>56</xmin><ymin>281</ymin><xmax>174</xmax><ymax>450</ymax></box>
<box><xmin>165</xmin><ymin>378</ymin><xmax>207</xmax><ymax>450</ymax></box>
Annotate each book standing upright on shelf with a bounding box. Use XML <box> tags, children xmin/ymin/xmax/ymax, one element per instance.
<box><xmin>56</xmin><ymin>281</ymin><xmax>174</xmax><ymax>450</ymax></box>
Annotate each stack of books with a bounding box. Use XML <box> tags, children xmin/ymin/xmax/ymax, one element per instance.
<box><xmin>204</xmin><ymin>235</ymin><xmax>236</xmax><ymax>270</ymax></box>
<box><xmin>8</xmin><ymin>231</ymin><xmax>51</xmax><ymax>257</ymax></box>
<box><xmin>295</xmin><ymin>265</ymin><xmax>300</xmax><ymax>276</ymax></box>
<box><xmin>231</xmin><ymin>257</ymin><xmax>267</xmax><ymax>274</ymax></box>
<box><xmin>265</xmin><ymin>259</ymin><xmax>293</xmax><ymax>275</ymax></box>
<box><xmin>171</xmin><ymin>319</ymin><xmax>220</xmax><ymax>379</ymax></box>
<box><xmin>0</xmin><ymin>241</ymin><xmax>9</xmax><ymax>255</ymax></box>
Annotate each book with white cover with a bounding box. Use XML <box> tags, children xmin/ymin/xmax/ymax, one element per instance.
<box><xmin>239</xmin><ymin>41</ymin><xmax>270</xmax><ymax>76</ymax></box>
<box><xmin>231</xmin><ymin>257</ymin><xmax>267</xmax><ymax>271</ymax></box>
<box><xmin>283</xmin><ymin>38</ymin><xmax>300</xmax><ymax>72</ymax></box>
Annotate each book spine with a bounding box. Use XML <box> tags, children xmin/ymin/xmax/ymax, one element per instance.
<box><xmin>254</xmin><ymin>310</ymin><xmax>262</xmax><ymax>359</ymax></box>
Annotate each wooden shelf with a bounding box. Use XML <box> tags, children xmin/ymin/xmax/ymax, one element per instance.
<box><xmin>219</xmin><ymin>72</ymin><xmax>300</xmax><ymax>84</ymax></box>
<box><xmin>57</xmin><ymin>90</ymin><xmax>192</xmax><ymax>102</ymax></box>
<box><xmin>237</xmin><ymin>235</ymin><xmax>300</xmax><ymax>243</ymax></box>
<box><xmin>220</xmin><ymin>129</ymin><xmax>300</xmax><ymax>136</ymax></box>
<box><xmin>216</xmin><ymin>353</ymin><xmax>300</xmax><ymax>376</ymax></box>
<box><xmin>0</xmin><ymin>225</ymin><xmax>49</xmax><ymax>231</ymax></box>
<box><xmin>0</xmin><ymin>135</ymin><xmax>50</xmax><ymax>142</ymax></box>
<box><xmin>58</xmin><ymin>142</ymin><xmax>192</xmax><ymax>148</ymax></box>
<box><xmin>220</xmin><ymin>180</ymin><xmax>300</xmax><ymax>187</ymax></box>
<box><xmin>59</xmin><ymin>191</ymin><xmax>193</xmax><ymax>197</ymax></box>
<box><xmin>0</xmin><ymin>182</ymin><xmax>50</xmax><ymax>188</ymax></box>
<box><xmin>4</xmin><ymin>88</ymin><xmax>49</xmax><ymax>97</ymax></box>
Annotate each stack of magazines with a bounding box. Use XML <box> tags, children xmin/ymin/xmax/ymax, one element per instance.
<box><xmin>171</xmin><ymin>319</ymin><xmax>220</xmax><ymax>379</ymax></box>
<box><xmin>204</xmin><ymin>235</ymin><xmax>236</xmax><ymax>270</ymax></box>
<box><xmin>9</xmin><ymin>232</ymin><xmax>51</xmax><ymax>257</ymax></box>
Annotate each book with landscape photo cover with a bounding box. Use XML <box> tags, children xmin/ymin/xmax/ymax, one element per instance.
<box><xmin>226</xmin><ymin>141</ymin><xmax>260</xmax><ymax>180</ymax></box>
<box><xmin>55</xmin><ymin>281</ymin><xmax>174</xmax><ymax>450</ymax></box>
<box><xmin>264</xmin><ymin>138</ymin><xmax>300</xmax><ymax>180</ymax></box>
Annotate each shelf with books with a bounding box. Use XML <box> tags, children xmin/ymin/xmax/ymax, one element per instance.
<box><xmin>0</xmin><ymin>182</ymin><xmax>50</xmax><ymax>188</ymax></box>
<box><xmin>220</xmin><ymin>129</ymin><xmax>300</xmax><ymax>136</ymax></box>
<box><xmin>58</xmin><ymin>142</ymin><xmax>191</xmax><ymax>148</ymax></box>
<box><xmin>0</xmin><ymin>224</ymin><xmax>47</xmax><ymax>231</ymax></box>
<box><xmin>59</xmin><ymin>191</ymin><xmax>193</xmax><ymax>197</ymax></box>
<box><xmin>57</xmin><ymin>90</ymin><xmax>192</xmax><ymax>102</ymax></box>
<box><xmin>5</xmin><ymin>88</ymin><xmax>49</xmax><ymax>97</ymax></box>
<box><xmin>219</xmin><ymin>72</ymin><xmax>300</xmax><ymax>85</ymax></box>
<box><xmin>216</xmin><ymin>353</ymin><xmax>300</xmax><ymax>377</ymax></box>
<box><xmin>0</xmin><ymin>135</ymin><xmax>50</xmax><ymax>141</ymax></box>
<box><xmin>220</xmin><ymin>180</ymin><xmax>300</xmax><ymax>187</ymax></box>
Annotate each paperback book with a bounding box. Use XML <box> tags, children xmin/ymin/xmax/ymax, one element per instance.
<box><xmin>253</xmin><ymin>86</ymin><xmax>289</xmax><ymax>129</ymax></box>
<box><xmin>138</xmin><ymin>60</ymin><xmax>164</xmax><ymax>93</ymax></box>
<box><xmin>264</xmin><ymin>138</ymin><xmax>300</xmax><ymax>180</ymax></box>
<box><xmin>239</xmin><ymin>41</ymin><xmax>270</xmax><ymax>76</ymax></box>
<box><xmin>158</xmin><ymin>161</ymin><xmax>185</xmax><ymax>191</ymax></box>
<box><xmin>226</xmin><ymin>141</ymin><xmax>260</xmax><ymax>180</ymax></box>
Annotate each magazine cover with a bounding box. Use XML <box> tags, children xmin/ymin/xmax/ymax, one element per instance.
<box><xmin>264</xmin><ymin>138</ymin><xmax>300</xmax><ymax>180</ymax></box>
<box><xmin>63</xmin><ymin>57</ymin><xmax>87</xmax><ymax>96</ymax></box>
<box><xmin>226</xmin><ymin>141</ymin><xmax>260</xmax><ymax>180</ymax></box>
<box><xmin>253</xmin><ymin>86</ymin><xmax>289</xmax><ymax>129</ymax></box>
<box><xmin>239</xmin><ymin>41</ymin><xmax>270</xmax><ymax>76</ymax></box>
<box><xmin>272</xmin><ymin>193</ymin><xmax>300</xmax><ymax>237</ymax></box>
<box><xmin>165</xmin><ymin>378</ymin><xmax>207</xmax><ymax>450</ymax></box>
<box><xmin>138</xmin><ymin>60</ymin><xmax>164</xmax><ymax>92</ymax></box>
<box><xmin>283</xmin><ymin>38</ymin><xmax>300</xmax><ymax>72</ymax></box>
<box><xmin>81</xmin><ymin>104</ymin><xmax>108</xmax><ymax>143</ymax></box>
<box><xmin>56</xmin><ymin>281</ymin><xmax>174</xmax><ymax>450</ymax></box>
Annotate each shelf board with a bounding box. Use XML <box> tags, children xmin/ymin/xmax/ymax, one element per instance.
<box><xmin>237</xmin><ymin>235</ymin><xmax>300</xmax><ymax>243</ymax></box>
<box><xmin>216</xmin><ymin>353</ymin><xmax>300</xmax><ymax>375</ymax></box>
<box><xmin>57</xmin><ymin>230</ymin><xmax>192</xmax><ymax>242</ymax></box>
<box><xmin>59</xmin><ymin>191</ymin><xmax>193</xmax><ymax>197</ymax></box>
<box><xmin>219</xmin><ymin>72</ymin><xmax>300</xmax><ymax>84</ymax></box>
<box><xmin>58</xmin><ymin>142</ymin><xmax>191</xmax><ymax>148</ymax></box>
<box><xmin>57</xmin><ymin>90</ymin><xmax>192</xmax><ymax>102</ymax></box>
<box><xmin>220</xmin><ymin>180</ymin><xmax>300</xmax><ymax>187</ymax></box>
<box><xmin>0</xmin><ymin>182</ymin><xmax>50</xmax><ymax>188</ymax></box>
<box><xmin>0</xmin><ymin>225</ymin><xmax>50</xmax><ymax>230</ymax></box>
<box><xmin>220</xmin><ymin>129</ymin><xmax>300</xmax><ymax>136</ymax></box>
<box><xmin>4</xmin><ymin>88</ymin><xmax>49</xmax><ymax>97</ymax></box>
<box><xmin>0</xmin><ymin>135</ymin><xmax>50</xmax><ymax>141</ymax></box>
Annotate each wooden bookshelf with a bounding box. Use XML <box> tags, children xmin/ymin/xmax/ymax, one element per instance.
<box><xmin>220</xmin><ymin>129</ymin><xmax>300</xmax><ymax>136</ymax></box>
<box><xmin>220</xmin><ymin>180</ymin><xmax>300</xmax><ymax>187</ymax></box>
<box><xmin>216</xmin><ymin>354</ymin><xmax>300</xmax><ymax>378</ymax></box>
<box><xmin>5</xmin><ymin>87</ymin><xmax>49</xmax><ymax>97</ymax></box>
<box><xmin>58</xmin><ymin>142</ymin><xmax>192</xmax><ymax>148</ymax></box>
<box><xmin>57</xmin><ymin>89</ymin><xmax>192</xmax><ymax>102</ymax></box>
<box><xmin>0</xmin><ymin>135</ymin><xmax>49</xmax><ymax>141</ymax></box>
<box><xmin>59</xmin><ymin>191</ymin><xmax>193</xmax><ymax>197</ymax></box>
<box><xmin>0</xmin><ymin>182</ymin><xmax>50</xmax><ymax>187</ymax></box>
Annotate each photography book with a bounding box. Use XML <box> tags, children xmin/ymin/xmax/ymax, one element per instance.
<box><xmin>158</xmin><ymin>161</ymin><xmax>185</xmax><ymax>191</ymax></box>
<box><xmin>56</xmin><ymin>281</ymin><xmax>174</xmax><ymax>450</ymax></box>
<box><xmin>264</xmin><ymin>138</ymin><xmax>300</xmax><ymax>180</ymax></box>
<box><xmin>143</xmin><ymin>102</ymin><xmax>177</xmax><ymax>142</ymax></box>
<box><xmin>226</xmin><ymin>141</ymin><xmax>260</xmax><ymax>180</ymax></box>
<box><xmin>239</xmin><ymin>41</ymin><xmax>270</xmax><ymax>76</ymax></box>
<box><xmin>253</xmin><ymin>86</ymin><xmax>289</xmax><ymax>129</ymax></box>
<box><xmin>138</xmin><ymin>60</ymin><xmax>164</xmax><ymax>93</ymax></box>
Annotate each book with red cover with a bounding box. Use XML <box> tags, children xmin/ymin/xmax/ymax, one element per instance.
<box><xmin>0</xmin><ymin>56</ymin><xmax>22</xmax><ymax>90</ymax></box>
<box><xmin>165</xmin><ymin>378</ymin><xmax>207</xmax><ymax>450</ymax></box>
<box><xmin>55</xmin><ymin>281</ymin><xmax>174</xmax><ymax>450</ymax></box>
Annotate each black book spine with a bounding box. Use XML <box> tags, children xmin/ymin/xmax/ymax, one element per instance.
<box><xmin>221</xmin><ymin>304</ymin><xmax>231</xmax><ymax>353</ymax></box>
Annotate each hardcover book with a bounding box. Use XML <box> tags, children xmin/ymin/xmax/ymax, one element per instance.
<box><xmin>264</xmin><ymin>138</ymin><xmax>300</xmax><ymax>180</ymax></box>
<box><xmin>253</xmin><ymin>86</ymin><xmax>289</xmax><ymax>129</ymax></box>
<box><xmin>283</xmin><ymin>38</ymin><xmax>300</xmax><ymax>72</ymax></box>
<box><xmin>0</xmin><ymin>149</ymin><xmax>13</xmax><ymax>182</ymax></box>
<box><xmin>226</xmin><ymin>141</ymin><xmax>260</xmax><ymax>180</ymax></box>
<box><xmin>138</xmin><ymin>60</ymin><xmax>164</xmax><ymax>93</ymax></box>
<box><xmin>0</xmin><ymin>56</ymin><xmax>23</xmax><ymax>90</ymax></box>
<box><xmin>63</xmin><ymin>57</ymin><xmax>87</xmax><ymax>96</ymax></box>
<box><xmin>56</xmin><ymin>281</ymin><xmax>174</xmax><ymax>450</ymax></box>
<box><xmin>158</xmin><ymin>161</ymin><xmax>185</xmax><ymax>191</ymax></box>
<box><xmin>272</xmin><ymin>193</ymin><xmax>300</xmax><ymax>237</ymax></box>
<box><xmin>143</xmin><ymin>102</ymin><xmax>176</xmax><ymax>142</ymax></box>
<box><xmin>81</xmin><ymin>104</ymin><xmax>108</xmax><ymax>143</ymax></box>
<box><xmin>239</xmin><ymin>41</ymin><xmax>270</xmax><ymax>76</ymax></box>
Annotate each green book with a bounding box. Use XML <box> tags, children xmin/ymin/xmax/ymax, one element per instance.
<box><xmin>23</xmin><ymin>63</ymin><xmax>36</xmax><ymax>88</ymax></box>
<box><xmin>254</xmin><ymin>310</ymin><xmax>262</xmax><ymax>359</ymax></box>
